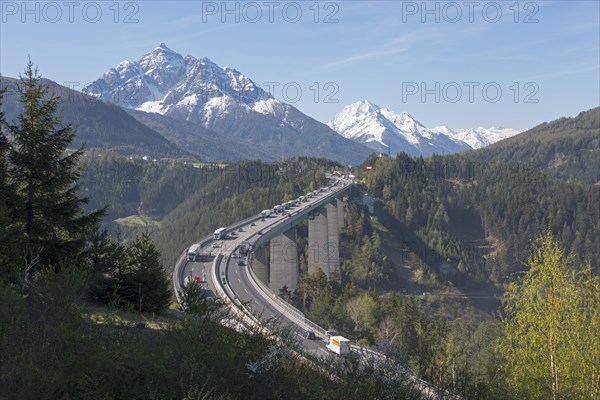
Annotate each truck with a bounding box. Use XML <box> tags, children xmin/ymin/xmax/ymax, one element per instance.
<box><xmin>326</xmin><ymin>336</ymin><xmax>351</xmax><ymax>356</ymax></box>
<box><xmin>239</xmin><ymin>241</ymin><xmax>251</xmax><ymax>256</ymax></box>
<box><xmin>260</xmin><ymin>209</ymin><xmax>272</xmax><ymax>218</ymax></box>
<box><xmin>187</xmin><ymin>244</ymin><xmax>202</xmax><ymax>261</ymax></box>
<box><xmin>213</xmin><ymin>227</ymin><xmax>227</xmax><ymax>240</ymax></box>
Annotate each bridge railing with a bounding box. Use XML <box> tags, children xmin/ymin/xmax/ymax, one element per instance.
<box><xmin>173</xmin><ymin>235</ymin><xmax>212</xmax><ymax>304</ymax></box>
<box><xmin>211</xmin><ymin>253</ymin><xmax>278</xmax><ymax>337</ymax></box>
<box><xmin>173</xmin><ymin>211</ymin><xmax>266</xmax><ymax>302</ymax></box>
<box><xmin>245</xmin><ymin>249</ymin><xmax>328</xmax><ymax>339</ymax></box>
<box><xmin>173</xmin><ymin>181</ymin><xmax>459</xmax><ymax>399</ymax></box>
<box><xmin>349</xmin><ymin>344</ymin><xmax>461</xmax><ymax>400</ymax></box>
<box><xmin>243</xmin><ymin>183</ymin><xmax>351</xmax><ymax>340</ymax></box>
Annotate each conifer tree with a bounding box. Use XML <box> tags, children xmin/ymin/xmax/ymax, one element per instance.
<box><xmin>0</xmin><ymin>85</ymin><xmax>23</xmax><ymax>281</ymax></box>
<box><xmin>5</xmin><ymin>62</ymin><xmax>102</xmax><ymax>271</ymax></box>
<box><xmin>117</xmin><ymin>232</ymin><xmax>172</xmax><ymax>313</ymax></box>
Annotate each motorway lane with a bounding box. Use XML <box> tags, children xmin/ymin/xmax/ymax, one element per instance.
<box><xmin>227</xmin><ymin>255</ymin><xmax>329</xmax><ymax>357</ymax></box>
<box><xmin>177</xmin><ymin>180</ymin><xmax>351</xmax><ymax>357</ymax></box>
<box><xmin>226</xmin><ymin>182</ymin><xmax>349</xmax><ymax>356</ymax></box>
<box><xmin>175</xmin><ymin>179</ymin><xmax>458</xmax><ymax>398</ymax></box>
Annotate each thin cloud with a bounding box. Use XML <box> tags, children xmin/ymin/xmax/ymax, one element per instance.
<box><xmin>319</xmin><ymin>31</ymin><xmax>422</xmax><ymax>70</ymax></box>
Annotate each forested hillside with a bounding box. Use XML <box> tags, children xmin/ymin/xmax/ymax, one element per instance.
<box><xmin>1</xmin><ymin>65</ymin><xmax>437</xmax><ymax>400</ymax></box>
<box><xmin>361</xmin><ymin>153</ymin><xmax>600</xmax><ymax>287</ymax></box>
<box><xmin>127</xmin><ymin>109</ymin><xmax>275</xmax><ymax>162</ymax></box>
<box><xmin>156</xmin><ymin>158</ymin><xmax>333</xmax><ymax>268</ymax></box>
<box><xmin>81</xmin><ymin>151</ymin><xmax>224</xmax><ymax>219</ymax></box>
<box><xmin>79</xmin><ymin>151</ymin><xmax>334</xmax><ymax>268</ymax></box>
<box><xmin>466</xmin><ymin>107</ymin><xmax>600</xmax><ymax>184</ymax></box>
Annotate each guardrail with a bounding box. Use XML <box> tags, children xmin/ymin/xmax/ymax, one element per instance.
<box><xmin>349</xmin><ymin>345</ymin><xmax>461</xmax><ymax>399</ymax></box>
<box><xmin>211</xmin><ymin>253</ymin><xmax>271</xmax><ymax>334</ymax></box>
<box><xmin>248</xmin><ymin>184</ymin><xmax>352</xmax><ymax>247</ymax></box>
<box><xmin>172</xmin><ymin>234</ymin><xmax>212</xmax><ymax>304</ymax></box>
<box><xmin>173</xmin><ymin>180</ymin><xmax>459</xmax><ymax>399</ymax></box>
<box><xmin>242</xmin><ymin>183</ymin><xmax>354</xmax><ymax>339</ymax></box>
<box><xmin>245</xmin><ymin>253</ymin><xmax>328</xmax><ymax>338</ymax></box>
<box><xmin>173</xmin><ymin>212</ymin><xmax>265</xmax><ymax>302</ymax></box>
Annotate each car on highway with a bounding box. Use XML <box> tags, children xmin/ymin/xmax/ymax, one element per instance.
<box><xmin>251</xmin><ymin>222</ymin><xmax>256</xmax><ymax>226</ymax></box>
<box><xmin>238</xmin><ymin>260</ymin><xmax>245</xmax><ymax>266</ymax></box>
<box><xmin>238</xmin><ymin>227</ymin><xmax>243</xmax><ymax>232</ymax></box>
<box><xmin>257</xmin><ymin>230</ymin><xmax>263</xmax><ymax>235</ymax></box>
<box><xmin>211</xmin><ymin>242</ymin><xmax>219</xmax><ymax>248</ymax></box>
<box><xmin>325</xmin><ymin>328</ymin><xmax>337</xmax><ymax>338</ymax></box>
<box><xmin>305</xmin><ymin>330</ymin><xmax>316</xmax><ymax>340</ymax></box>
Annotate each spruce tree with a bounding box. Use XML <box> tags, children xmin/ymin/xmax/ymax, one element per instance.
<box><xmin>118</xmin><ymin>232</ymin><xmax>172</xmax><ymax>313</ymax></box>
<box><xmin>5</xmin><ymin>62</ymin><xmax>102</xmax><ymax>271</ymax></box>
<box><xmin>0</xmin><ymin>85</ymin><xmax>23</xmax><ymax>281</ymax></box>
<box><xmin>86</xmin><ymin>225</ymin><xmax>128</xmax><ymax>304</ymax></box>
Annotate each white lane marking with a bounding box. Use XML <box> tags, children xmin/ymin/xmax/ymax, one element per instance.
<box><xmin>244</xmin><ymin>289</ymin><xmax>249</xmax><ymax>295</ymax></box>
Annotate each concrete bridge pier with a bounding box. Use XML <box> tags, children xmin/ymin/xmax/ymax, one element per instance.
<box><xmin>325</xmin><ymin>203</ymin><xmax>340</xmax><ymax>281</ymax></box>
<box><xmin>308</xmin><ymin>209</ymin><xmax>329</xmax><ymax>276</ymax></box>
<box><xmin>269</xmin><ymin>230</ymin><xmax>298</xmax><ymax>293</ymax></box>
<box><xmin>253</xmin><ymin>245</ymin><xmax>269</xmax><ymax>285</ymax></box>
<box><xmin>337</xmin><ymin>198</ymin><xmax>345</xmax><ymax>229</ymax></box>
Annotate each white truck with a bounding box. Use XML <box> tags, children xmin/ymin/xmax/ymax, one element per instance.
<box><xmin>326</xmin><ymin>336</ymin><xmax>351</xmax><ymax>356</ymax></box>
<box><xmin>239</xmin><ymin>241</ymin><xmax>251</xmax><ymax>256</ymax></box>
<box><xmin>187</xmin><ymin>244</ymin><xmax>202</xmax><ymax>261</ymax></box>
<box><xmin>260</xmin><ymin>209</ymin><xmax>272</xmax><ymax>218</ymax></box>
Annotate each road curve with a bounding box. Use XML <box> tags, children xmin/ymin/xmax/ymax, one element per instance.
<box><xmin>173</xmin><ymin>179</ymin><xmax>459</xmax><ymax>399</ymax></box>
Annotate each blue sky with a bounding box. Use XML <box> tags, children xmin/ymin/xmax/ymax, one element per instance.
<box><xmin>1</xmin><ymin>1</ymin><xmax>598</xmax><ymax>130</ymax></box>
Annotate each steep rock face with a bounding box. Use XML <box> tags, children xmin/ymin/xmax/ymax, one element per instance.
<box><xmin>328</xmin><ymin>100</ymin><xmax>520</xmax><ymax>156</ymax></box>
<box><xmin>83</xmin><ymin>44</ymin><xmax>372</xmax><ymax>164</ymax></box>
<box><xmin>84</xmin><ymin>43</ymin><xmax>271</xmax><ymax>117</ymax></box>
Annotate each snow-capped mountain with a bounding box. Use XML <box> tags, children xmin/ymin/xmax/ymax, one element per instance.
<box><xmin>327</xmin><ymin>101</ymin><xmax>520</xmax><ymax>156</ymax></box>
<box><xmin>327</xmin><ymin>101</ymin><xmax>471</xmax><ymax>156</ymax></box>
<box><xmin>431</xmin><ymin>125</ymin><xmax>520</xmax><ymax>150</ymax></box>
<box><xmin>83</xmin><ymin>44</ymin><xmax>372</xmax><ymax>164</ymax></box>
<box><xmin>83</xmin><ymin>43</ymin><xmax>277</xmax><ymax>121</ymax></box>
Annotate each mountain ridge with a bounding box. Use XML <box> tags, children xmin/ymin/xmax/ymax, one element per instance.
<box><xmin>327</xmin><ymin>100</ymin><xmax>520</xmax><ymax>156</ymax></box>
<box><xmin>0</xmin><ymin>77</ymin><xmax>188</xmax><ymax>159</ymax></box>
<box><xmin>465</xmin><ymin>106</ymin><xmax>600</xmax><ymax>184</ymax></box>
<box><xmin>83</xmin><ymin>44</ymin><xmax>373</xmax><ymax>165</ymax></box>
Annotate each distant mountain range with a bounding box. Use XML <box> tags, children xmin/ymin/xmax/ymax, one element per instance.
<box><xmin>83</xmin><ymin>43</ymin><xmax>372</xmax><ymax>165</ymax></box>
<box><xmin>327</xmin><ymin>100</ymin><xmax>520</xmax><ymax>156</ymax></box>
<box><xmin>3</xmin><ymin>44</ymin><xmax>530</xmax><ymax>163</ymax></box>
